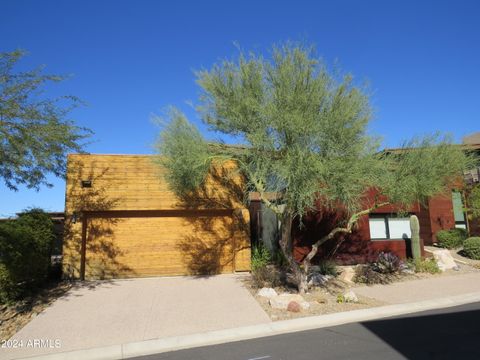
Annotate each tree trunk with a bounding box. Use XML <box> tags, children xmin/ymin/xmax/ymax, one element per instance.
<box><xmin>279</xmin><ymin>211</ymin><xmax>308</xmax><ymax>293</ymax></box>
<box><xmin>301</xmin><ymin>202</ymin><xmax>390</xmax><ymax>274</ymax></box>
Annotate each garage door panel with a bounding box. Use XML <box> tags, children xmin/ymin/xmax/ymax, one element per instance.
<box><xmin>85</xmin><ymin>215</ymin><xmax>246</xmax><ymax>279</ymax></box>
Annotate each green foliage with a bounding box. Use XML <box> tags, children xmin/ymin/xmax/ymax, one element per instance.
<box><xmin>0</xmin><ymin>209</ymin><xmax>55</xmax><ymax>303</ymax></box>
<box><xmin>411</xmin><ymin>258</ymin><xmax>441</xmax><ymax>274</ymax></box>
<box><xmin>155</xmin><ymin>109</ymin><xmax>213</xmax><ymax>196</ymax></box>
<box><xmin>316</xmin><ymin>259</ymin><xmax>338</xmax><ymax>276</ymax></box>
<box><xmin>468</xmin><ymin>185</ymin><xmax>480</xmax><ymax>219</ymax></box>
<box><xmin>378</xmin><ymin>135</ymin><xmax>474</xmax><ymax>209</ymax></box>
<box><xmin>410</xmin><ymin>215</ymin><xmax>421</xmax><ymax>260</ymax></box>
<box><xmin>463</xmin><ymin>237</ymin><xmax>480</xmax><ymax>260</ymax></box>
<box><xmin>251</xmin><ymin>243</ymin><xmax>271</xmax><ymax>271</ymax></box>
<box><xmin>250</xmin><ymin>244</ymin><xmax>281</xmax><ymax>288</ymax></box>
<box><xmin>0</xmin><ymin>50</ymin><xmax>92</xmax><ymax>190</ymax></box>
<box><xmin>158</xmin><ymin>42</ymin><xmax>471</xmax><ymax>219</ymax></box>
<box><xmin>336</xmin><ymin>294</ymin><xmax>345</xmax><ymax>303</ymax></box>
<box><xmin>436</xmin><ymin>228</ymin><xmax>468</xmax><ymax>249</ymax></box>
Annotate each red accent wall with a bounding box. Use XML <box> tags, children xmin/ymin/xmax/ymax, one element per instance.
<box><xmin>291</xmin><ymin>191</ymin><xmax>443</xmax><ymax>264</ymax></box>
<box><xmin>420</xmin><ymin>193</ymin><xmax>456</xmax><ymax>245</ymax></box>
<box><xmin>250</xmin><ymin>188</ymin><xmax>459</xmax><ymax>264</ymax></box>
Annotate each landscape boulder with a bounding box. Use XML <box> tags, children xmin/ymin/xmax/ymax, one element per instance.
<box><xmin>257</xmin><ymin>287</ymin><xmax>278</xmax><ymax>299</ymax></box>
<box><xmin>338</xmin><ymin>266</ymin><xmax>356</xmax><ymax>284</ymax></box>
<box><xmin>343</xmin><ymin>290</ymin><xmax>359</xmax><ymax>303</ymax></box>
<box><xmin>269</xmin><ymin>293</ymin><xmax>310</xmax><ymax>310</ymax></box>
<box><xmin>287</xmin><ymin>301</ymin><xmax>301</xmax><ymax>312</ymax></box>
<box><xmin>431</xmin><ymin>249</ymin><xmax>458</xmax><ymax>271</ymax></box>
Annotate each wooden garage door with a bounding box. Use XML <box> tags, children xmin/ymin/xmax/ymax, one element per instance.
<box><xmin>84</xmin><ymin>210</ymin><xmax>250</xmax><ymax>279</ymax></box>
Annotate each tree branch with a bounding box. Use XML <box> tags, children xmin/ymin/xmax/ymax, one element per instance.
<box><xmin>302</xmin><ymin>201</ymin><xmax>389</xmax><ymax>269</ymax></box>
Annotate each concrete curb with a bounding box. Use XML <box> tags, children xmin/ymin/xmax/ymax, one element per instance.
<box><xmin>21</xmin><ymin>291</ymin><xmax>480</xmax><ymax>360</ymax></box>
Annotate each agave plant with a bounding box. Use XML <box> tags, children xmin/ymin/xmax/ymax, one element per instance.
<box><xmin>373</xmin><ymin>252</ymin><xmax>402</xmax><ymax>274</ymax></box>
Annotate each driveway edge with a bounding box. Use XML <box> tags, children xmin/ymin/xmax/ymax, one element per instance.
<box><xmin>21</xmin><ymin>291</ymin><xmax>480</xmax><ymax>360</ymax></box>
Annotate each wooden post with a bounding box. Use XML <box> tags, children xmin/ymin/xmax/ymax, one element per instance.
<box><xmin>80</xmin><ymin>213</ymin><xmax>87</xmax><ymax>280</ymax></box>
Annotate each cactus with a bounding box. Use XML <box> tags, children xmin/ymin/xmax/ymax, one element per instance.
<box><xmin>410</xmin><ymin>215</ymin><xmax>421</xmax><ymax>260</ymax></box>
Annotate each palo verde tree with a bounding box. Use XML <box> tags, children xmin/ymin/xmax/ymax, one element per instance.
<box><xmin>0</xmin><ymin>50</ymin><xmax>91</xmax><ymax>190</ymax></box>
<box><xmin>157</xmin><ymin>43</ymin><xmax>472</xmax><ymax>293</ymax></box>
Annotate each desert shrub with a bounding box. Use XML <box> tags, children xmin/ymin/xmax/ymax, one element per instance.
<box><xmin>373</xmin><ymin>252</ymin><xmax>402</xmax><ymax>274</ymax></box>
<box><xmin>463</xmin><ymin>237</ymin><xmax>480</xmax><ymax>260</ymax></box>
<box><xmin>353</xmin><ymin>265</ymin><xmax>391</xmax><ymax>285</ymax></box>
<box><xmin>251</xmin><ymin>244</ymin><xmax>271</xmax><ymax>271</ymax></box>
<box><xmin>251</xmin><ymin>266</ymin><xmax>282</xmax><ymax>288</ymax></box>
<box><xmin>0</xmin><ymin>209</ymin><xmax>55</xmax><ymax>303</ymax></box>
<box><xmin>316</xmin><ymin>259</ymin><xmax>338</xmax><ymax>276</ymax></box>
<box><xmin>436</xmin><ymin>228</ymin><xmax>468</xmax><ymax>249</ymax></box>
<box><xmin>250</xmin><ymin>244</ymin><xmax>282</xmax><ymax>288</ymax></box>
<box><xmin>411</xmin><ymin>258</ymin><xmax>441</xmax><ymax>274</ymax></box>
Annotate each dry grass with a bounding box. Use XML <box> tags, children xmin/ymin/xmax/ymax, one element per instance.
<box><xmin>0</xmin><ymin>281</ymin><xmax>73</xmax><ymax>340</ymax></box>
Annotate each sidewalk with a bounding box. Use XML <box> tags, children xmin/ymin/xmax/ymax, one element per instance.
<box><xmin>353</xmin><ymin>272</ymin><xmax>480</xmax><ymax>304</ymax></box>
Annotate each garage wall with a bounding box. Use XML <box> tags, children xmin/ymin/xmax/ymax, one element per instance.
<box><xmin>63</xmin><ymin>154</ymin><xmax>251</xmax><ymax>279</ymax></box>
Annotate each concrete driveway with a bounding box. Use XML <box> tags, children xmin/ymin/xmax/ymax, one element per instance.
<box><xmin>4</xmin><ymin>275</ymin><xmax>270</xmax><ymax>359</ymax></box>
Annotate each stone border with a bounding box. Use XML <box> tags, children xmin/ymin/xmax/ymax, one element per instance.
<box><xmin>19</xmin><ymin>291</ymin><xmax>480</xmax><ymax>360</ymax></box>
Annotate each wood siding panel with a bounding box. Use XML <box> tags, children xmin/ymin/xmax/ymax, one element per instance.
<box><xmin>63</xmin><ymin>154</ymin><xmax>251</xmax><ymax>279</ymax></box>
<box><xmin>84</xmin><ymin>215</ymin><xmax>243</xmax><ymax>279</ymax></box>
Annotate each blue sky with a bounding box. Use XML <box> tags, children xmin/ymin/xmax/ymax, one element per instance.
<box><xmin>1</xmin><ymin>0</ymin><xmax>479</xmax><ymax>216</ymax></box>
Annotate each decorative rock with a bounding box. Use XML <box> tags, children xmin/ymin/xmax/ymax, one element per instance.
<box><xmin>287</xmin><ymin>301</ymin><xmax>301</xmax><ymax>312</ymax></box>
<box><xmin>257</xmin><ymin>287</ymin><xmax>278</xmax><ymax>299</ymax></box>
<box><xmin>338</xmin><ymin>266</ymin><xmax>356</xmax><ymax>284</ymax></box>
<box><xmin>300</xmin><ymin>301</ymin><xmax>311</xmax><ymax>310</ymax></box>
<box><xmin>401</xmin><ymin>268</ymin><xmax>415</xmax><ymax>275</ymax></box>
<box><xmin>307</xmin><ymin>273</ymin><xmax>332</xmax><ymax>287</ymax></box>
<box><xmin>343</xmin><ymin>290</ymin><xmax>359</xmax><ymax>303</ymax></box>
<box><xmin>269</xmin><ymin>293</ymin><xmax>309</xmax><ymax>310</ymax></box>
<box><xmin>431</xmin><ymin>249</ymin><xmax>458</xmax><ymax>271</ymax></box>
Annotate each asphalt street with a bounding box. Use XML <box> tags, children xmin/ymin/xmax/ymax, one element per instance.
<box><xmin>132</xmin><ymin>301</ymin><xmax>480</xmax><ymax>360</ymax></box>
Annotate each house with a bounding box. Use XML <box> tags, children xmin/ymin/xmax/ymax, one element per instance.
<box><xmin>63</xmin><ymin>154</ymin><xmax>251</xmax><ymax>280</ymax></box>
<box><xmin>250</xmin><ymin>142</ymin><xmax>480</xmax><ymax>263</ymax></box>
<box><xmin>64</xmin><ymin>141</ymin><xmax>480</xmax><ymax>278</ymax></box>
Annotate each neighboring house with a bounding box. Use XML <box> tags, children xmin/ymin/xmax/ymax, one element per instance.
<box><xmin>63</xmin><ymin>154</ymin><xmax>251</xmax><ymax>280</ymax></box>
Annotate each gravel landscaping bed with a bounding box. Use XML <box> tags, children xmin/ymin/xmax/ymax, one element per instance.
<box><xmin>246</xmin><ymin>259</ymin><xmax>480</xmax><ymax>322</ymax></box>
<box><xmin>245</xmin><ymin>278</ymin><xmax>385</xmax><ymax>321</ymax></box>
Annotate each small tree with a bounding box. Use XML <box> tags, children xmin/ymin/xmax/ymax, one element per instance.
<box><xmin>156</xmin><ymin>43</ymin><xmax>472</xmax><ymax>293</ymax></box>
<box><xmin>0</xmin><ymin>50</ymin><xmax>92</xmax><ymax>190</ymax></box>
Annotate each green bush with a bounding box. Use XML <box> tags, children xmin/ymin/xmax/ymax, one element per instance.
<box><xmin>316</xmin><ymin>260</ymin><xmax>338</xmax><ymax>276</ymax></box>
<box><xmin>463</xmin><ymin>237</ymin><xmax>480</xmax><ymax>260</ymax></box>
<box><xmin>436</xmin><ymin>228</ymin><xmax>467</xmax><ymax>249</ymax></box>
<box><xmin>0</xmin><ymin>209</ymin><xmax>55</xmax><ymax>303</ymax></box>
<box><xmin>250</xmin><ymin>244</ymin><xmax>281</xmax><ymax>288</ymax></box>
<box><xmin>411</xmin><ymin>258</ymin><xmax>441</xmax><ymax>274</ymax></box>
<box><xmin>251</xmin><ymin>244</ymin><xmax>271</xmax><ymax>271</ymax></box>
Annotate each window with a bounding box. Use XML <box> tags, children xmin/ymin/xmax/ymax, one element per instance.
<box><xmin>369</xmin><ymin>214</ymin><xmax>411</xmax><ymax>240</ymax></box>
<box><xmin>452</xmin><ymin>191</ymin><xmax>467</xmax><ymax>229</ymax></box>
